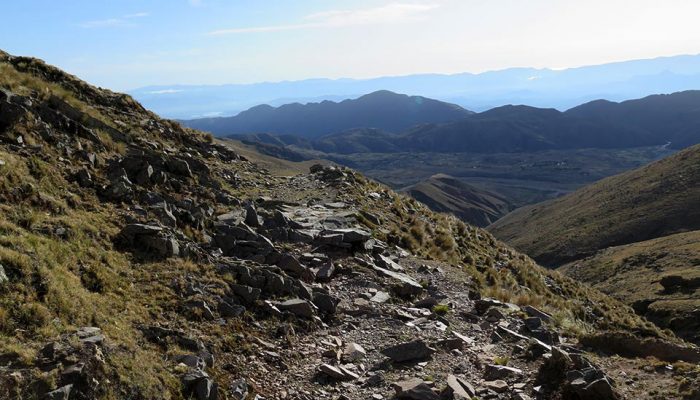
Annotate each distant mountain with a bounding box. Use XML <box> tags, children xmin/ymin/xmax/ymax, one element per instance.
<box><xmin>401</xmin><ymin>174</ymin><xmax>512</xmax><ymax>227</ymax></box>
<box><xmin>233</xmin><ymin>90</ymin><xmax>700</xmax><ymax>155</ymax></box>
<box><xmin>183</xmin><ymin>90</ymin><xmax>471</xmax><ymax>139</ymax></box>
<box><xmin>131</xmin><ymin>54</ymin><xmax>700</xmax><ymax>119</ymax></box>
<box><xmin>488</xmin><ymin>142</ymin><xmax>700</xmax><ymax>266</ymax></box>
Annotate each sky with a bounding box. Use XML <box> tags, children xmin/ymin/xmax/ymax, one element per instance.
<box><xmin>1</xmin><ymin>0</ymin><xmax>700</xmax><ymax>91</ymax></box>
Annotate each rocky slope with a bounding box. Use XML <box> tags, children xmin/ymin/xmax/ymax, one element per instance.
<box><xmin>1</xmin><ymin>50</ymin><xmax>699</xmax><ymax>400</ymax></box>
<box><xmin>401</xmin><ymin>174</ymin><xmax>512</xmax><ymax>227</ymax></box>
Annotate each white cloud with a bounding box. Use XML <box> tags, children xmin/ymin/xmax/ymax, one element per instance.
<box><xmin>125</xmin><ymin>12</ymin><xmax>150</xmax><ymax>18</ymax></box>
<box><xmin>208</xmin><ymin>2</ymin><xmax>439</xmax><ymax>35</ymax></box>
<box><xmin>147</xmin><ymin>89</ymin><xmax>184</xmax><ymax>94</ymax></box>
<box><xmin>80</xmin><ymin>12</ymin><xmax>149</xmax><ymax>28</ymax></box>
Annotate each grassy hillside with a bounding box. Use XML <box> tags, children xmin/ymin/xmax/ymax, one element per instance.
<box><xmin>489</xmin><ymin>143</ymin><xmax>700</xmax><ymax>266</ymax></box>
<box><xmin>401</xmin><ymin>173</ymin><xmax>512</xmax><ymax>227</ymax></box>
<box><xmin>560</xmin><ymin>231</ymin><xmax>700</xmax><ymax>344</ymax></box>
<box><xmin>2</xmin><ymin>50</ymin><xmax>698</xmax><ymax>400</ymax></box>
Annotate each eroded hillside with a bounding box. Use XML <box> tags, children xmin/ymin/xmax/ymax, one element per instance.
<box><xmin>1</xmin><ymin>51</ymin><xmax>699</xmax><ymax>400</ymax></box>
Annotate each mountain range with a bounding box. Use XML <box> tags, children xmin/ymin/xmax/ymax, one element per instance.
<box><xmin>132</xmin><ymin>53</ymin><xmax>700</xmax><ymax>119</ymax></box>
<box><xmin>185</xmin><ymin>90</ymin><xmax>471</xmax><ymax>139</ymax></box>
<box><xmin>205</xmin><ymin>90</ymin><xmax>700</xmax><ymax>155</ymax></box>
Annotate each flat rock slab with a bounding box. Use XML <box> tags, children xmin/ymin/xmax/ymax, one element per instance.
<box><xmin>393</xmin><ymin>378</ymin><xmax>440</xmax><ymax>400</ymax></box>
<box><xmin>381</xmin><ymin>340</ymin><xmax>435</xmax><ymax>363</ymax></box>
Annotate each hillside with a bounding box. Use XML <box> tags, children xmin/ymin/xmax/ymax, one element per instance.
<box><xmin>184</xmin><ymin>90</ymin><xmax>471</xmax><ymax>138</ymax></box>
<box><xmin>488</xmin><ymin>143</ymin><xmax>700</xmax><ymax>266</ymax></box>
<box><xmin>401</xmin><ymin>174</ymin><xmax>512</xmax><ymax>227</ymax></box>
<box><xmin>560</xmin><ymin>231</ymin><xmax>700</xmax><ymax>344</ymax></box>
<box><xmin>2</xmin><ymin>50</ymin><xmax>700</xmax><ymax>400</ymax></box>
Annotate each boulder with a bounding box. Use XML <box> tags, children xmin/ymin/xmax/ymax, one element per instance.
<box><xmin>370</xmin><ymin>264</ymin><xmax>423</xmax><ymax>298</ymax></box>
<box><xmin>44</xmin><ymin>385</ymin><xmax>73</xmax><ymax>400</ymax></box>
<box><xmin>318</xmin><ymin>363</ymin><xmax>358</xmax><ymax>381</ymax></box>
<box><xmin>381</xmin><ymin>340</ymin><xmax>435</xmax><ymax>363</ymax></box>
<box><xmin>278</xmin><ymin>299</ymin><xmax>316</xmax><ymax>318</ymax></box>
<box><xmin>245</xmin><ymin>204</ymin><xmax>260</xmax><ymax>227</ymax></box>
<box><xmin>442</xmin><ymin>374</ymin><xmax>476</xmax><ymax>399</ymax></box>
<box><xmin>483</xmin><ymin>364</ymin><xmax>523</xmax><ymax>380</ymax></box>
<box><xmin>522</xmin><ymin>305</ymin><xmax>553</xmax><ymax>323</ymax></box>
<box><xmin>569</xmin><ymin>377</ymin><xmax>619</xmax><ymax>400</ymax></box>
<box><xmin>483</xmin><ymin>380</ymin><xmax>508</xmax><ymax>393</ymax></box>
<box><xmin>392</xmin><ymin>378</ymin><xmax>439</xmax><ymax>400</ymax></box>
<box><xmin>342</xmin><ymin>342</ymin><xmax>366</xmax><ymax>362</ymax></box>
<box><xmin>182</xmin><ymin>369</ymin><xmax>218</xmax><ymax>400</ymax></box>
<box><xmin>315</xmin><ymin>260</ymin><xmax>335</xmax><ymax>281</ymax></box>
<box><xmin>230</xmin><ymin>284</ymin><xmax>261</xmax><ymax>305</ymax></box>
<box><xmin>218</xmin><ymin>301</ymin><xmax>245</xmax><ymax>318</ymax></box>
<box><xmin>312</xmin><ymin>292</ymin><xmax>339</xmax><ymax>314</ymax></box>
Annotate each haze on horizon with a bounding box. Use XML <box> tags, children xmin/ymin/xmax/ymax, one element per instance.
<box><xmin>2</xmin><ymin>0</ymin><xmax>700</xmax><ymax>91</ymax></box>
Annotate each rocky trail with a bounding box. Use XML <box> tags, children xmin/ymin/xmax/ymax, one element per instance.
<box><xmin>0</xmin><ymin>50</ymin><xmax>699</xmax><ymax>400</ymax></box>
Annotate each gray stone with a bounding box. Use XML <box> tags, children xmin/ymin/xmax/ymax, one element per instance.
<box><xmin>312</xmin><ymin>292</ymin><xmax>339</xmax><ymax>314</ymax></box>
<box><xmin>319</xmin><ymin>363</ymin><xmax>357</xmax><ymax>381</ymax></box>
<box><xmin>230</xmin><ymin>378</ymin><xmax>248</xmax><ymax>400</ymax></box>
<box><xmin>176</xmin><ymin>354</ymin><xmax>205</xmax><ymax>369</ymax></box>
<box><xmin>370</xmin><ymin>291</ymin><xmax>390</xmax><ymax>303</ymax></box>
<box><xmin>370</xmin><ymin>264</ymin><xmax>423</xmax><ymax>298</ymax></box>
<box><xmin>315</xmin><ymin>260</ymin><xmax>335</xmax><ymax>281</ymax></box>
<box><xmin>245</xmin><ymin>204</ymin><xmax>260</xmax><ymax>227</ymax></box>
<box><xmin>443</xmin><ymin>374</ymin><xmax>476</xmax><ymax>399</ymax></box>
<box><xmin>392</xmin><ymin>378</ymin><xmax>439</xmax><ymax>400</ymax></box>
<box><xmin>523</xmin><ymin>305</ymin><xmax>553</xmax><ymax>323</ymax></box>
<box><xmin>44</xmin><ymin>385</ymin><xmax>73</xmax><ymax>400</ymax></box>
<box><xmin>483</xmin><ymin>380</ymin><xmax>508</xmax><ymax>393</ymax></box>
<box><xmin>278</xmin><ymin>299</ymin><xmax>316</xmax><ymax>318</ymax></box>
<box><xmin>483</xmin><ymin>364</ymin><xmax>523</xmax><ymax>380</ymax></box>
<box><xmin>343</xmin><ymin>342</ymin><xmax>366</xmax><ymax>362</ymax></box>
<box><xmin>576</xmin><ymin>377</ymin><xmax>619</xmax><ymax>400</ymax></box>
<box><xmin>230</xmin><ymin>284</ymin><xmax>261</xmax><ymax>305</ymax></box>
<box><xmin>218</xmin><ymin>301</ymin><xmax>245</xmax><ymax>318</ymax></box>
<box><xmin>381</xmin><ymin>340</ymin><xmax>435</xmax><ymax>363</ymax></box>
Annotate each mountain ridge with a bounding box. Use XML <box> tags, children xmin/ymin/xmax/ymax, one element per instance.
<box><xmin>221</xmin><ymin>90</ymin><xmax>700</xmax><ymax>155</ymax></box>
<box><xmin>185</xmin><ymin>90</ymin><xmax>471</xmax><ymax>139</ymax></box>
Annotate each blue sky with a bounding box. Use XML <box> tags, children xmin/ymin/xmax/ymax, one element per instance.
<box><xmin>2</xmin><ymin>0</ymin><xmax>699</xmax><ymax>91</ymax></box>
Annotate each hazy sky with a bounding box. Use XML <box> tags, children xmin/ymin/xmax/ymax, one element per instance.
<box><xmin>2</xmin><ymin>0</ymin><xmax>699</xmax><ymax>90</ymax></box>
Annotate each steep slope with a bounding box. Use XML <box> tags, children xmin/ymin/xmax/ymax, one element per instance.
<box><xmin>1</xmin><ymin>50</ymin><xmax>699</xmax><ymax>400</ymax></box>
<box><xmin>560</xmin><ymin>231</ymin><xmax>700</xmax><ymax>344</ymax></box>
<box><xmin>401</xmin><ymin>174</ymin><xmax>512</xmax><ymax>227</ymax></box>
<box><xmin>489</xmin><ymin>144</ymin><xmax>700</xmax><ymax>266</ymax></box>
<box><xmin>184</xmin><ymin>90</ymin><xmax>471</xmax><ymax>138</ymax></box>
